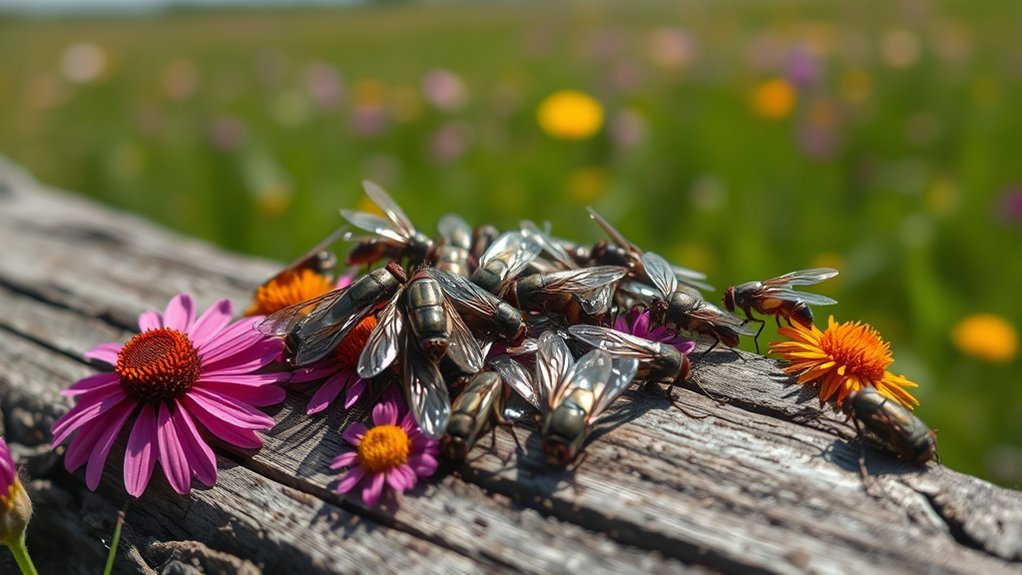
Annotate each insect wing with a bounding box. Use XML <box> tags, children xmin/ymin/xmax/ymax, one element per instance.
<box><xmin>521</xmin><ymin>220</ymin><xmax>577</xmax><ymax>269</ymax></box>
<box><xmin>587</xmin><ymin>207</ymin><xmax>633</xmax><ymax>250</ymax></box>
<box><xmin>689</xmin><ymin>303</ymin><xmax>758</xmax><ymax>336</ymax></box>
<box><xmin>257</xmin><ymin>288</ymin><xmax>345</xmax><ymax>337</ymax></box>
<box><xmin>538</xmin><ymin>265</ymin><xmax>628</xmax><ymax>294</ymax></box>
<box><xmin>357</xmin><ymin>291</ymin><xmax>405</xmax><ymax>378</ymax></box>
<box><xmin>536</xmin><ymin>331</ymin><xmax>575</xmax><ymax>409</ymax></box>
<box><xmin>404</xmin><ymin>339</ymin><xmax>451</xmax><ymax>439</ymax></box>
<box><xmin>429</xmin><ymin>268</ymin><xmax>505</xmax><ymax>317</ymax></box>
<box><xmin>443</xmin><ymin>297</ymin><xmax>484</xmax><ymax>373</ymax></box>
<box><xmin>574</xmin><ymin>285</ymin><xmax>615</xmax><ymax>316</ymax></box>
<box><xmin>760</xmin><ymin>287</ymin><xmax>838</xmax><ymax>306</ymax></box>
<box><xmin>490</xmin><ymin>356</ymin><xmax>540</xmax><ymax>410</ymax></box>
<box><xmin>340</xmin><ymin>211</ymin><xmax>409</xmax><ymax>244</ymax></box>
<box><xmin>671</xmin><ymin>263</ymin><xmax>708</xmax><ymax>282</ymax></box>
<box><xmin>437</xmin><ymin>213</ymin><xmax>473</xmax><ymax>249</ymax></box>
<box><xmin>262</xmin><ymin>227</ymin><xmax>343</xmax><ymax>287</ymax></box>
<box><xmin>762</xmin><ymin>268</ymin><xmax>839</xmax><ymax>287</ymax></box>
<box><xmin>479</xmin><ymin>231</ymin><xmax>543</xmax><ymax>284</ymax></box>
<box><xmin>642</xmin><ymin>252</ymin><xmax>679</xmax><ymax>296</ymax></box>
<box><xmin>591</xmin><ymin>357</ymin><xmax>639</xmax><ymax>422</ymax></box>
<box><xmin>568</xmin><ymin>325</ymin><xmax>660</xmax><ymax>359</ymax></box>
<box><xmin>363</xmin><ymin>180</ymin><xmax>417</xmax><ymax>238</ymax></box>
<box><xmin>292</xmin><ymin>303</ymin><xmax>378</xmax><ymax>365</ymax></box>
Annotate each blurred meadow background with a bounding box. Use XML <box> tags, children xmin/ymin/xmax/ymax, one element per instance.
<box><xmin>1</xmin><ymin>0</ymin><xmax>1019</xmax><ymax>486</ymax></box>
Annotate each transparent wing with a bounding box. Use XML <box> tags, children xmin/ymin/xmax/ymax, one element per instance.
<box><xmin>479</xmin><ymin>230</ymin><xmax>543</xmax><ymax>281</ymax></box>
<box><xmin>437</xmin><ymin>213</ymin><xmax>472</xmax><ymax>249</ymax></box>
<box><xmin>403</xmin><ymin>339</ymin><xmax>451</xmax><ymax>439</ymax></box>
<box><xmin>490</xmin><ymin>356</ymin><xmax>540</xmax><ymax>410</ymax></box>
<box><xmin>563</xmin><ymin>349</ymin><xmax>612</xmax><ymax>398</ymax></box>
<box><xmin>688</xmin><ymin>302</ymin><xmax>758</xmax><ymax>335</ymax></box>
<box><xmin>574</xmin><ymin>285</ymin><xmax>615</xmax><ymax>316</ymax></box>
<box><xmin>292</xmin><ymin>304</ymin><xmax>377</xmax><ymax>365</ymax></box>
<box><xmin>257</xmin><ymin>288</ymin><xmax>345</xmax><ymax>337</ymax></box>
<box><xmin>761</xmin><ymin>268</ymin><xmax>839</xmax><ymax>287</ymax></box>
<box><xmin>363</xmin><ymin>180</ymin><xmax>416</xmax><ymax>238</ymax></box>
<box><xmin>340</xmin><ymin>210</ymin><xmax>409</xmax><ymax>244</ymax></box>
<box><xmin>671</xmin><ymin>263</ymin><xmax>708</xmax><ymax>282</ymax></box>
<box><xmin>760</xmin><ymin>287</ymin><xmax>838</xmax><ymax>306</ymax></box>
<box><xmin>428</xmin><ymin>268</ymin><xmax>505</xmax><ymax>317</ymax></box>
<box><xmin>264</xmin><ymin>227</ymin><xmax>343</xmax><ymax>286</ymax></box>
<box><xmin>587</xmin><ymin>207</ymin><xmax>632</xmax><ymax>249</ymax></box>
<box><xmin>357</xmin><ymin>292</ymin><xmax>405</xmax><ymax>378</ymax></box>
<box><xmin>521</xmin><ymin>220</ymin><xmax>577</xmax><ymax>270</ymax></box>
<box><xmin>568</xmin><ymin>324</ymin><xmax>659</xmax><ymax>358</ymax></box>
<box><xmin>538</xmin><ymin>265</ymin><xmax>628</xmax><ymax>294</ymax></box>
<box><xmin>642</xmin><ymin>252</ymin><xmax>679</xmax><ymax>296</ymax></box>
<box><xmin>536</xmin><ymin>331</ymin><xmax>575</xmax><ymax>409</ymax></box>
<box><xmin>443</xmin><ymin>297</ymin><xmax>484</xmax><ymax>374</ymax></box>
<box><xmin>591</xmin><ymin>357</ymin><xmax>639</xmax><ymax>422</ymax></box>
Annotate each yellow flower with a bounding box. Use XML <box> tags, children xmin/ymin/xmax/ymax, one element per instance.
<box><xmin>246</xmin><ymin>268</ymin><xmax>336</xmax><ymax>317</ymax></box>
<box><xmin>751</xmin><ymin>79</ymin><xmax>796</xmax><ymax>120</ymax></box>
<box><xmin>952</xmin><ymin>314</ymin><xmax>1017</xmax><ymax>363</ymax></box>
<box><xmin>537</xmin><ymin>90</ymin><xmax>604</xmax><ymax>140</ymax></box>
<box><xmin>769</xmin><ymin>316</ymin><xmax>919</xmax><ymax>409</ymax></box>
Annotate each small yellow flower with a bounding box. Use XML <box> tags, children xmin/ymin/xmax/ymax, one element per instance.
<box><xmin>952</xmin><ymin>314</ymin><xmax>1017</xmax><ymax>363</ymax></box>
<box><xmin>537</xmin><ymin>90</ymin><xmax>604</xmax><ymax>140</ymax></box>
<box><xmin>751</xmin><ymin>78</ymin><xmax>796</xmax><ymax>120</ymax></box>
<box><xmin>769</xmin><ymin>316</ymin><xmax>919</xmax><ymax>409</ymax></box>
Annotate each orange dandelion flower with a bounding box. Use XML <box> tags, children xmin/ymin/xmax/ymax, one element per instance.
<box><xmin>246</xmin><ymin>268</ymin><xmax>336</xmax><ymax>317</ymax></box>
<box><xmin>537</xmin><ymin>90</ymin><xmax>604</xmax><ymax>140</ymax></box>
<box><xmin>951</xmin><ymin>313</ymin><xmax>1017</xmax><ymax>363</ymax></box>
<box><xmin>769</xmin><ymin>315</ymin><xmax>919</xmax><ymax>409</ymax></box>
<box><xmin>751</xmin><ymin>78</ymin><xmax>796</xmax><ymax>120</ymax></box>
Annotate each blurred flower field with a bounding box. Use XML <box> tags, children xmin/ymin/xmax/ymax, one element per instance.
<box><xmin>0</xmin><ymin>0</ymin><xmax>1020</xmax><ymax>486</ymax></box>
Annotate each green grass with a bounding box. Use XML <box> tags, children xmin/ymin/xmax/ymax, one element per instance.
<box><xmin>1</xmin><ymin>0</ymin><xmax>1020</xmax><ymax>486</ymax></box>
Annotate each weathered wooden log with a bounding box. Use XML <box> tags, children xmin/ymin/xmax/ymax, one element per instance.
<box><xmin>0</xmin><ymin>156</ymin><xmax>1019</xmax><ymax>574</ymax></box>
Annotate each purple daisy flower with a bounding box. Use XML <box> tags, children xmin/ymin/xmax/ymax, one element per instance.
<box><xmin>331</xmin><ymin>394</ymin><xmax>439</xmax><ymax>507</ymax></box>
<box><xmin>51</xmin><ymin>293</ymin><xmax>287</xmax><ymax>497</ymax></box>
<box><xmin>613</xmin><ymin>307</ymin><xmax>697</xmax><ymax>356</ymax></box>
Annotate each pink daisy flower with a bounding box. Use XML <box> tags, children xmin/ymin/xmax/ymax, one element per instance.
<box><xmin>51</xmin><ymin>293</ymin><xmax>288</xmax><ymax>497</ymax></box>
<box><xmin>614</xmin><ymin>307</ymin><xmax>697</xmax><ymax>356</ymax></box>
<box><xmin>331</xmin><ymin>395</ymin><xmax>439</xmax><ymax>507</ymax></box>
<box><xmin>0</xmin><ymin>437</ymin><xmax>20</xmax><ymax>507</ymax></box>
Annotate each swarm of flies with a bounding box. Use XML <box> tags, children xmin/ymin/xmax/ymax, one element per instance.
<box><xmin>256</xmin><ymin>180</ymin><xmax>936</xmax><ymax>477</ymax></box>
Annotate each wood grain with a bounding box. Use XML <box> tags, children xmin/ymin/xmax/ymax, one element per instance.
<box><xmin>1</xmin><ymin>157</ymin><xmax>1020</xmax><ymax>574</ymax></box>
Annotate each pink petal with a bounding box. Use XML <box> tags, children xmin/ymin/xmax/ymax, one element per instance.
<box><xmin>123</xmin><ymin>404</ymin><xmax>158</xmax><ymax>497</ymax></box>
<box><xmin>290</xmin><ymin>364</ymin><xmax>339</xmax><ymax>384</ymax></box>
<box><xmin>198</xmin><ymin>371</ymin><xmax>289</xmax><ymax>386</ymax></box>
<box><xmin>372</xmin><ymin>402</ymin><xmax>398</xmax><ymax>427</ymax></box>
<box><xmin>138</xmin><ymin>311</ymin><xmax>162</xmax><ymax>332</ymax></box>
<box><xmin>172</xmin><ymin>399</ymin><xmax>217</xmax><ymax>487</ymax></box>
<box><xmin>156</xmin><ymin>403</ymin><xmax>191</xmax><ymax>495</ymax></box>
<box><xmin>330</xmin><ymin>450</ymin><xmax>358</xmax><ymax>469</ymax></box>
<box><xmin>184</xmin><ymin>388</ymin><xmax>274</xmax><ymax>429</ymax></box>
<box><xmin>305</xmin><ymin>372</ymin><xmax>350</xmax><ymax>415</ymax></box>
<box><xmin>386</xmin><ymin>468</ymin><xmax>410</xmax><ymax>493</ymax></box>
<box><xmin>336</xmin><ymin>466</ymin><xmax>366</xmax><ymax>495</ymax></box>
<box><xmin>613</xmin><ymin>316</ymin><xmax>628</xmax><ymax>332</ymax></box>
<box><xmin>84</xmin><ymin>343</ymin><xmax>122</xmax><ymax>365</ymax></box>
<box><xmin>62</xmin><ymin>372</ymin><xmax>121</xmax><ymax>397</ymax></box>
<box><xmin>396</xmin><ymin>464</ymin><xmax>419</xmax><ymax>489</ymax></box>
<box><xmin>197</xmin><ymin>319</ymin><xmax>269</xmax><ymax>362</ymax></box>
<box><xmin>408</xmin><ymin>452</ymin><xmax>438</xmax><ymax>477</ymax></box>
<box><xmin>201</xmin><ymin>341</ymin><xmax>283</xmax><ymax>375</ymax></box>
<box><xmin>63</xmin><ymin>401</ymin><xmax>130</xmax><ymax>472</ymax></box>
<box><xmin>84</xmin><ymin>400</ymin><xmax>136</xmax><ymax>490</ymax></box>
<box><xmin>199</xmin><ymin>381</ymin><xmax>286</xmax><ymax>408</ymax></box>
<box><xmin>52</xmin><ymin>391</ymin><xmax>128</xmax><ymax>446</ymax></box>
<box><xmin>343</xmin><ymin>377</ymin><xmax>365</xmax><ymax>409</ymax></box>
<box><xmin>187</xmin><ymin>299</ymin><xmax>233</xmax><ymax>348</ymax></box>
<box><xmin>163</xmin><ymin>293</ymin><xmax>196</xmax><ymax>332</ymax></box>
<box><xmin>185</xmin><ymin>397</ymin><xmax>264</xmax><ymax>449</ymax></box>
<box><xmin>362</xmin><ymin>471</ymin><xmax>386</xmax><ymax>506</ymax></box>
<box><xmin>341</xmin><ymin>423</ymin><xmax>369</xmax><ymax>446</ymax></box>
<box><xmin>632</xmin><ymin>312</ymin><xmax>651</xmax><ymax>339</ymax></box>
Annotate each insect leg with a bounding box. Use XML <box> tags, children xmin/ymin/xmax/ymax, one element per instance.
<box><xmin>850</xmin><ymin>417</ymin><xmax>872</xmax><ymax>487</ymax></box>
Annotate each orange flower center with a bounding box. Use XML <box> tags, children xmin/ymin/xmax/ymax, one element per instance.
<box><xmin>246</xmin><ymin>268</ymin><xmax>335</xmax><ymax>316</ymax></box>
<box><xmin>357</xmin><ymin>424</ymin><xmax>411</xmax><ymax>473</ymax></box>
<box><xmin>335</xmin><ymin>315</ymin><xmax>377</xmax><ymax>369</ymax></box>
<box><xmin>116</xmin><ymin>328</ymin><xmax>201</xmax><ymax>404</ymax></box>
<box><xmin>818</xmin><ymin>321</ymin><xmax>892</xmax><ymax>382</ymax></box>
